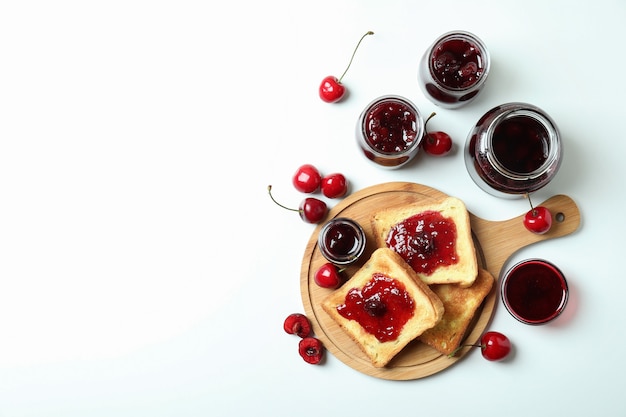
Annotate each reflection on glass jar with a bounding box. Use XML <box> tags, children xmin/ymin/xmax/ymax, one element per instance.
<box><xmin>464</xmin><ymin>102</ymin><xmax>562</xmax><ymax>198</ymax></box>
<box><xmin>418</xmin><ymin>31</ymin><xmax>490</xmax><ymax>109</ymax></box>
<box><xmin>356</xmin><ymin>95</ymin><xmax>424</xmax><ymax>169</ymax></box>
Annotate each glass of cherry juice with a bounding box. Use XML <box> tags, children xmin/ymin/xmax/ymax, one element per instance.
<box><xmin>464</xmin><ymin>102</ymin><xmax>562</xmax><ymax>198</ymax></box>
<box><xmin>501</xmin><ymin>259</ymin><xmax>569</xmax><ymax>325</ymax></box>
<box><xmin>356</xmin><ymin>95</ymin><xmax>425</xmax><ymax>169</ymax></box>
<box><xmin>418</xmin><ymin>30</ymin><xmax>490</xmax><ymax>109</ymax></box>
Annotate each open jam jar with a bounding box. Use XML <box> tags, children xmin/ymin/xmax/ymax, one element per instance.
<box><xmin>356</xmin><ymin>95</ymin><xmax>425</xmax><ymax>169</ymax></box>
<box><xmin>418</xmin><ymin>31</ymin><xmax>490</xmax><ymax>109</ymax></box>
<box><xmin>318</xmin><ymin>218</ymin><xmax>366</xmax><ymax>266</ymax></box>
<box><xmin>501</xmin><ymin>259</ymin><xmax>569</xmax><ymax>325</ymax></box>
<box><xmin>464</xmin><ymin>102</ymin><xmax>563</xmax><ymax>198</ymax></box>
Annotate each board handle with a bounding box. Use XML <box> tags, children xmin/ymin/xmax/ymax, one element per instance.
<box><xmin>470</xmin><ymin>194</ymin><xmax>581</xmax><ymax>279</ymax></box>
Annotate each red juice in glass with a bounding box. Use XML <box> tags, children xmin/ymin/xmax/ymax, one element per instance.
<box><xmin>501</xmin><ymin>259</ymin><xmax>569</xmax><ymax>325</ymax></box>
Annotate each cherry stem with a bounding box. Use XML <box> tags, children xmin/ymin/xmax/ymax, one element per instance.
<box><xmin>525</xmin><ymin>192</ymin><xmax>537</xmax><ymax>214</ymax></box>
<box><xmin>338</xmin><ymin>31</ymin><xmax>374</xmax><ymax>83</ymax></box>
<box><xmin>447</xmin><ymin>343</ymin><xmax>483</xmax><ymax>358</ymax></box>
<box><xmin>422</xmin><ymin>112</ymin><xmax>437</xmax><ymax>141</ymax></box>
<box><xmin>424</xmin><ymin>111</ymin><xmax>437</xmax><ymax>127</ymax></box>
<box><xmin>267</xmin><ymin>185</ymin><xmax>300</xmax><ymax>214</ymax></box>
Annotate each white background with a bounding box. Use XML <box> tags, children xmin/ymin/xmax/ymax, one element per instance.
<box><xmin>1</xmin><ymin>1</ymin><xmax>624</xmax><ymax>416</ymax></box>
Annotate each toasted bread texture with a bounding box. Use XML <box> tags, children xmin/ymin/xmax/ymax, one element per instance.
<box><xmin>371</xmin><ymin>196</ymin><xmax>478</xmax><ymax>287</ymax></box>
<box><xmin>418</xmin><ymin>268</ymin><xmax>495</xmax><ymax>355</ymax></box>
<box><xmin>322</xmin><ymin>248</ymin><xmax>444</xmax><ymax>368</ymax></box>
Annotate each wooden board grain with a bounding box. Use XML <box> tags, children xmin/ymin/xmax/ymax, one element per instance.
<box><xmin>300</xmin><ymin>182</ymin><xmax>580</xmax><ymax>380</ymax></box>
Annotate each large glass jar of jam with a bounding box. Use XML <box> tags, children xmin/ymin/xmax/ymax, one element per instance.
<box><xmin>418</xmin><ymin>30</ymin><xmax>490</xmax><ymax>109</ymax></box>
<box><xmin>464</xmin><ymin>102</ymin><xmax>563</xmax><ymax>198</ymax></box>
<box><xmin>356</xmin><ymin>95</ymin><xmax>425</xmax><ymax>169</ymax></box>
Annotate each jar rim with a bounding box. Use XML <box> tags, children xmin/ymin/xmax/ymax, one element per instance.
<box><xmin>358</xmin><ymin>95</ymin><xmax>425</xmax><ymax>157</ymax></box>
<box><xmin>484</xmin><ymin>107</ymin><xmax>561</xmax><ymax>181</ymax></box>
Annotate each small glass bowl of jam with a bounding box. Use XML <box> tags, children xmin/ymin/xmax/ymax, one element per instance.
<box><xmin>318</xmin><ymin>218</ymin><xmax>366</xmax><ymax>266</ymax></box>
<box><xmin>501</xmin><ymin>259</ymin><xmax>569</xmax><ymax>325</ymax></box>
<box><xmin>356</xmin><ymin>95</ymin><xmax>425</xmax><ymax>169</ymax></box>
<box><xmin>418</xmin><ymin>30</ymin><xmax>490</xmax><ymax>109</ymax></box>
<box><xmin>464</xmin><ymin>102</ymin><xmax>563</xmax><ymax>198</ymax></box>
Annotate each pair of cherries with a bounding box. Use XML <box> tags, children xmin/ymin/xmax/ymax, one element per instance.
<box><xmin>283</xmin><ymin>313</ymin><xmax>324</xmax><ymax>365</ymax></box>
<box><xmin>268</xmin><ymin>164</ymin><xmax>348</xmax><ymax>224</ymax></box>
<box><xmin>293</xmin><ymin>164</ymin><xmax>348</xmax><ymax>198</ymax></box>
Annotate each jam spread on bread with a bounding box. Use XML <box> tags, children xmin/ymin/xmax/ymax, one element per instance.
<box><xmin>337</xmin><ymin>273</ymin><xmax>415</xmax><ymax>342</ymax></box>
<box><xmin>385</xmin><ymin>210</ymin><xmax>458</xmax><ymax>275</ymax></box>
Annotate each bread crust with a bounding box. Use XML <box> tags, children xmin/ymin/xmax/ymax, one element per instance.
<box><xmin>371</xmin><ymin>196</ymin><xmax>478</xmax><ymax>287</ymax></box>
<box><xmin>418</xmin><ymin>268</ymin><xmax>495</xmax><ymax>355</ymax></box>
<box><xmin>322</xmin><ymin>248</ymin><xmax>444</xmax><ymax>368</ymax></box>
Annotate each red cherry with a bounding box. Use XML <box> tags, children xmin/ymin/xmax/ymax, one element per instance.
<box><xmin>283</xmin><ymin>313</ymin><xmax>312</xmax><ymax>338</ymax></box>
<box><xmin>423</xmin><ymin>131</ymin><xmax>453</xmax><ymax>156</ymax></box>
<box><xmin>319</xmin><ymin>31</ymin><xmax>374</xmax><ymax>103</ymax></box>
<box><xmin>268</xmin><ymin>185</ymin><xmax>327</xmax><ymax>224</ymax></box>
<box><xmin>523</xmin><ymin>194</ymin><xmax>553</xmax><ymax>234</ymax></box>
<box><xmin>298</xmin><ymin>337</ymin><xmax>324</xmax><ymax>364</ymax></box>
<box><xmin>321</xmin><ymin>173</ymin><xmax>348</xmax><ymax>198</ymax></box>
<box><xmin>292</xmin><ymin>164</ymin><xmax>322</xmax><ymax>194</ymax></box>
<box><xmin>314</xmin><ymin>262</ymin><xmax>344</xmax><ymax>289</ymax></box>
<box><xmin>448</xmin><ymin>331</ymin><xmax>512</xmax><ymax>361</ymax></box>
<box><xmin>319</xmin><ymin>76</ymin><xmax>346</xmax><ymax>103</ymax></box>
<box><xmin>524</xmin><ymin>206</ymin><xmax>552</xmax><ymax>234</ymax></box>
<box><xmin>480</xmin><ymin>331</ymin><xmax>511</xmax><ymax>361</ymax></box>
<box><xmin>299</xmin><ymin>197</ymin><xmax>327</xmax><ymax>223</ymax></box>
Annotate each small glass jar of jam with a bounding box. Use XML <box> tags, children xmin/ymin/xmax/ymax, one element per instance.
<box><xmin>356</xmin><ymin>95</ymin><xmax>425</xmax><ymax>169</ymax></box>
<box><xmin>464</xmin><ymin>102</ymin><xmax>563</xmax><ymax>198</ymax></box>
<box><xmin>501</xmin><ymin>259</ymin><xmax>569</xmax><ymax>325</ymax></box>
<box><xmin>418</xmin><ymin>30</ymin><xmax>490</xmax><ymax>109</ymax></box>
<box><xmin>318</xmin><ymin>218</ymin><xmax>366</xmax><ymax>266</ymax></box>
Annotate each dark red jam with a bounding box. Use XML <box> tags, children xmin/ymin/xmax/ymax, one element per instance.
<box><xmin>502</xmin><ymin>260</ymin><xmax>568</xmax><ymax>325</ymax></box>
<box><xmin>324</xmin><ymin>223</ymin><xmax>360</xmax><ymax>257</ymax></box>
<box><xmin>492</xmin><ymin>116</ymin><xmax>549</xmax><ymax>174</ymax></box>
<box><xmin>419</xmin><ymin>32</ymin><xmax>489</xmax><ymax>108</ymax></box>
<box><xmin>385</xmin><ymin>210</ymin><xmax>458</xmax><ymax>275</ymax></box>
<box><xmin>318</xmin><ymin>218</ymin><xmax>366</xmax><ymax>265</ymax></box>
<box><xmin>337</xmin><ymin>273</ymin><xmax>415</xmax><ymax>342</ymax></box>
<box><xmin>465</xmin><ymin>103</ymin><xmax>562</xmax><ymax>197</ymax></box>
<box><xmin>431</xmin><ymin>38</ymin><xmax>485</xmax><ymax>89</ymax></box>
<box><xmin>364</xmin><ymin>100</ymin><xmax>418</xmax><ymax>154</ymax></box>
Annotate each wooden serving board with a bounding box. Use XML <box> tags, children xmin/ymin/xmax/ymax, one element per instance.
<box><xmin>300</xmin><ymin>182</ymin><xmax>580</xmax><ymax>380</ymax></box>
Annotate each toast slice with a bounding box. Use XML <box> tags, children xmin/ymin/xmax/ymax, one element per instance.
<box><xmin>371</xmin><ymin>196</ymin><xmax>478</xmax><ymax>287</ymax></box>
<box><xmin>322</xmin><ymin>248</ymin><xmax>444</xmax><ymax>368</ymax></box>
<box><xmin>418</xmin><ymin>268</ymin><xmax>495</xmax><ymax>355</ymax></box>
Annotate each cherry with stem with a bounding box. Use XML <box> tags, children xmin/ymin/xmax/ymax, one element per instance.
<box><xmin>319</xmin><ymin>31</ymin><xmax>374</xmax><ymax>103</ymax></box>
<box><xmin>523</xmin><ymin>193</ymin><xmax>552</xmax><ymax>234</ymax></box>
<box><xmin>448</xmin><ymin>331</ymin><xmax>511</xmax><ymax>361</ymax></box>
<box><xmin>268</xmin><ymin>185</ymin><xmax>327</xmax><ymax>224</ymax></box>
<box><xmin>422</xmin><ymin>112</ymin><xmax>453</xmax><ymax>157</ymax></box>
